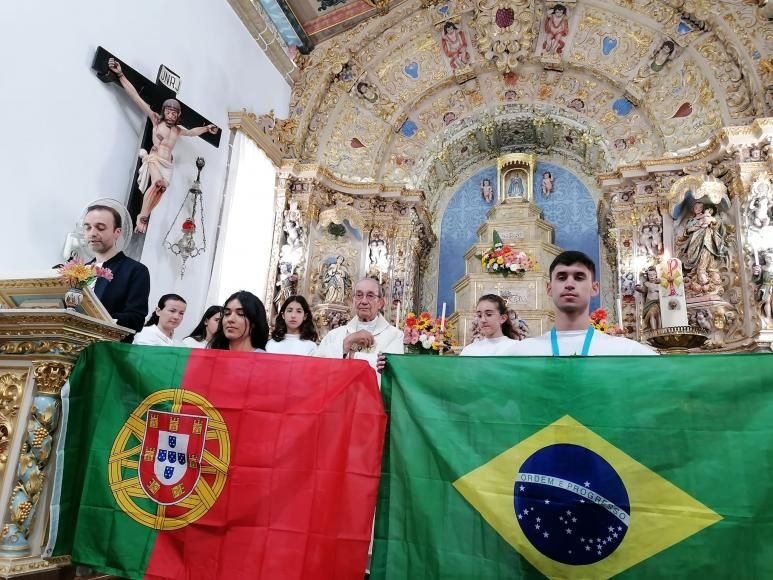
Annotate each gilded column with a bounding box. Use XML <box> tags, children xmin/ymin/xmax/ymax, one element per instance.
<box><xmin>0</xmin><ymin>362</ymin><xmax>70</xmax><ymax>556</ymax></box>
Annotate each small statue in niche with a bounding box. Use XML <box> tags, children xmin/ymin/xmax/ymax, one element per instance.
<box><xmin>747</xmin><ymin>177</ymin><xmax>772</xmax><ymax>231</ymax></box>
<box><xmin>368</xmin><ymin>231</ymin><xmax>389</xmax><ymax>274</ymax></box>
<box><xmin>620</xmin><ymin>272</ymin><xmax>636</xmax><ymax>297</ymax></box>
<box><xmin>752</xmin><ymin>249</ymin><xmax>773</xmax><ymax>328</ymax></box>
<box><xmin>320</xmin><ymin>256</ymin><xmax>351</xmax><ymax>304</ymax></box>
<box><xmin>639</xmin><ymin>222</ymin><xmax>663</xmax><ymax>257</ymax></box>
<box><xmin>635</xmin><ymin>266</ymin><xmax>661</xmax><ymax>330</ymax></box>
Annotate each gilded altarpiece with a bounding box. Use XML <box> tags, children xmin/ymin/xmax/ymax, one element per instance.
<box><xmin>265</xmin><ymin>168</ymin><xmax>435</xmax><ymax>337</ymax></box>
<box><xmin>599</xmin><ymin>118</ymin><xmax>773</xmax><ymax>353</ymax></box>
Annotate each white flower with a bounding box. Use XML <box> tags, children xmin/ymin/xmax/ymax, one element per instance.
<box><xmin>509</xmin><ymin>264</ymin><xmax>518</xmax><ymax>271</ymax></box>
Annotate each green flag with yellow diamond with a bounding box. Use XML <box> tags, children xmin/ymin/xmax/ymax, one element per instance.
<box><xmin>372</xmin><ymin>354</ymin><xmax>773</xmax><ymax>578</ymax></box>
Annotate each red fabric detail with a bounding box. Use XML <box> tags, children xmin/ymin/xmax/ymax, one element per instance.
<box><xmin>144</xmin><ymin>351</ymin><xmax>385</xmax><ymax>579</ymax></box>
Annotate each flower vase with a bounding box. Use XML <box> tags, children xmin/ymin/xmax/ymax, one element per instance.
<box><xmin>64</xmin><ymin>288</ymin><xmax>84</xmax><ymax>311</ymax></box>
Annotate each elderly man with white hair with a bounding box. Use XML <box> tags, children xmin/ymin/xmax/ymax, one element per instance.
<box><xmin>317</xmin><ymin>277</ymin><xmax>403</xmax><ymax>380</ymax></box>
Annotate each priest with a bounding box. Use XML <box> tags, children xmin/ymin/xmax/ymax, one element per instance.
<box><xmin>317</xmin><ymin>277</ymin><xmax>403</xmax><ymax>380</ymax></box>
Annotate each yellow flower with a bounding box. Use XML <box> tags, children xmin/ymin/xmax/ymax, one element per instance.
<box><xmin>497</xmin><ymin>257</ymin><xmax>504</xmax><ymax>264</ymax></box>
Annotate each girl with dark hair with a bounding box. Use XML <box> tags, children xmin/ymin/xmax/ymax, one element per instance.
<box><xmin>266</xmin><ymin>295</ymin><xmax>318</xmax><ymax>356</ymax></box>
<box><xmin>134</xmin><ymin>294</ymin><xmax>187</xmax><ymax>346</ymax></box>
<box><xmin>460</xmin><ymin>294</ymin><xmax>521</xmax><ymax>356</ymax></box>
<box><xmin>182</xmin><ymin>305</ymin><xmax>223</xmax><ymax>349</ymax></box>
<box><xmin>209</xmin><ymin>291</ymin><xmax>269</xmax><ymax>352</ymax></box>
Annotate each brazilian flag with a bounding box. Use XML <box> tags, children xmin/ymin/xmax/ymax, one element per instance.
<box><xmin>372</xmin><ymin>354</ymin><xmax>773</xmax><ymax>578</ymax></box>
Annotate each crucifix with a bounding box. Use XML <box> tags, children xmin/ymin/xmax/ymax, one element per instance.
<box><xmin>92</xmin><ymin>46</ymin><xmax>221</xmax><ymax>235</ymax></box>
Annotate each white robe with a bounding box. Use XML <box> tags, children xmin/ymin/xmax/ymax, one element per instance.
<box><xmin>181</xmin><ymin>336</ymin><xmax>207</xmax><ymax>349</ymax></box>
<box><xmin>316</xmin><ymin>315</ymin><xmax>403</xmax><ymax>381</ymax></box>
<box><xmin>512</xmin><ymin>329</ymin><xmax>657</xmax><ymax>356</ymax></box>
<box><xmin>133</xmin><ymin>324</ymin><xmax>180</xmax><ymax>347</ymax></box>
<box><xmin>266</xmin><ymin>335</ymin><xmax>318</xmax><ymax>356</ymax></box>
<box><xmin>460</xmin><ymin>335</ymin><xmax>522</xmax><ymax>356</ymax></box>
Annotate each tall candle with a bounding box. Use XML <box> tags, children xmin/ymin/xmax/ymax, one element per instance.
<box><xmin>656</xmin><ymin>256</ymin><xmax>688</xmax><ymax>328</ymax></box>
<box><xmin>440</xmin><ymin>302</ymin><xmax>447</xmax><ymax>331</ymax></box>
<box><xmin>395</xmin><ymin>301</ymin><xmax>402</xmax><ymax>328</ymax></box>
<box><xmin>754</xmin><ymin>247</ymin><xmax>760</xmax><ymax>266</ymax></box>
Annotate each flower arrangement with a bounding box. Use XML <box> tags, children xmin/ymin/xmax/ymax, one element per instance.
<box><xmin>57</xmin><ymin>259</ymin><xmax>113</xmax><ymax>290</ymax></box>
<box><xmin>402</xmin><ymin>311</ymin><xmax>457</xmax><ymax>354</ymax></box>
<box><xmin>476</xmin><ymin>230</ymin><xmax>535</xmax><ymax>277</ymax></box>
<box><xmin>590</xmin><ymin>308</ymin><xmax>624</xmax><ymax>336</ymax></box>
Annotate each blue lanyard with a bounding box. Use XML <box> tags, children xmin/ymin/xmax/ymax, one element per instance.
<box><xmin>550</xmin><ymin>327</ymin><xmax>594</xmax><ymax>357</ymax></box>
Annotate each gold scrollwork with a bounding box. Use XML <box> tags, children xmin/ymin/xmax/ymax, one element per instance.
<box><xmin>32</xmin><ymin>362</ymin><xmax>73</xmax><ymax>395</ymax></box>
<box><xmin>0</xmin><ymin>371</ymin><xmax>26</xmax><ymax>477</ymax></box>
<box><xmin>0</xmin><ymin>341</ymin><xmax>80</xmax><ymax>357</ymax></box>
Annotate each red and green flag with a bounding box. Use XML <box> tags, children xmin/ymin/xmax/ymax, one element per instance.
<box><xmin>47</xmin><ymin>342</ymin><xmax>385</xmax><ymax>579</ymax></box>
<box><xmin>373</xmin><ymin>354</ymin><xmax>773</xmax><ymax>578</ymax></box>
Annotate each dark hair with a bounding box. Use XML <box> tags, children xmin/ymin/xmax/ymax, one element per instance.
<box><xmin>187</xmin><ymin>305</ymin><xmax>223</xmax><ymax>342</ymax></box>
<box><xmin>549</xmin><ymin>251</ymin><xmax>596</xmax><ymax>280</ymax></box>
<box><xmin>271</xmin><ymin>295</ymin><xmax>318</xmax><ymax>342</ymax></box>
<box><xmin>477</xmin><ymin>294</ymin><xmax>517</xmax><ymax>340</ymax></box>
<box><xmin>145</xmin><ymin>293</ymin><xmax>187</xmax><ymax>327</ymax></box>
<box><xmin>552</xmin><ymin>4</ymin><xmax>567</xmax><ymax>14</ymax></box>
<box><xmin>443</xmin><ymin>21</ymin><xmax>457</xmax><ymax>33</ymax></box>
<box><xmin>86</xmin><ymin>205</ymin><xmax>122</xmax><ymax>230</ymax></box>
<box><xmin>209</xmin><ymin>291</ymin><xmax>269</xmax><ymax>351</ymax></box>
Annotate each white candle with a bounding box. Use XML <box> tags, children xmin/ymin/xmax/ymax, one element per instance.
<box><xmin>656</xmin><ymin>256</ymin><xmax>688</xmax><ymax>328</ymax></box>
<box><xmin>395</xmin><ymin>301</ymin><xmax>401</xmax><ymax>327</ymax></box>
<box><xmin>440</xmin><ymin>302</ymin><xmax>447</xmax><ymax>331</ymax></box>
<box><xmin>379</xmin><ymin>271</ymin><xmax>382</xmax><ymax>284</ymax></box>
<box><xmin>754</xmin><ymin>247</ymin><xmax>760</xmax><ymax>266</ymax></box>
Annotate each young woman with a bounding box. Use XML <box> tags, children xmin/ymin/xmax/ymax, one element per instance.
<box><xmin>266</xmin><ymin>295</ymin><xmax>318</xmax><ymax>356</ymax></box>
<box><xmin>209</xmin><ymin>291</ymin><xmax>269</xmax><ymax>352</ymax></box>
<box><xmin>134</xmin><ymin>294</ymin><xmax>187</xmax><ymax>346</ymax></box>
<box><xmin>460</xmin><ymin>294</ymin><xmax>521</xmax><ymax>356</ymax></box>
<box><xmin>182</xmin><ymin>305</ymin><xmax>223</xmax><ymax>349</ymax></box>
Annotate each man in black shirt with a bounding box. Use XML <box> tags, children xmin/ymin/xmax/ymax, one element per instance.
<box><xmin>83</xmin><ymin>205</ymin><xmax>150</xmax><ymax>342</ymax></box>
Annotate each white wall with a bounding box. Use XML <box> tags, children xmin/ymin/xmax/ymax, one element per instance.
<box><xmin>0</xmin><ymin>0</ymin><xmax>290</xmax><ymax>335</ymax></box>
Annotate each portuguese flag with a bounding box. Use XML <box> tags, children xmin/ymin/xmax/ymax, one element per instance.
<box><xmin>47</xmin><ymin>342</ymin><xmax>385</xmax><ymax>579</ymax></box>
<box><xmin>372</xmin><ymin>354</ymin><xmax>773</xmax><ymax>578</ymax></box>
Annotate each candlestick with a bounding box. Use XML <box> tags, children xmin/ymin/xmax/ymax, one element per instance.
<box><xmin>440</xmin><ymin>302</ymin><xmax>447</xmax><ymax>331</ymax></box>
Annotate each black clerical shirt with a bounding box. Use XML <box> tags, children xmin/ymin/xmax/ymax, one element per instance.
<box><xmin>90</xmin><ymin>251</ymin><xmax>150</xmax><ymax>342</ymax></box>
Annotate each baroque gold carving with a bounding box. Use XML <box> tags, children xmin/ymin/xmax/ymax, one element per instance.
<box><xmin>0</xmin><ymin>371</ymin><xmax>25</xmax><ymax>479</ymax></box>
<box><xmin>0</xmin><ymin>342</ymin><xmax>80</xmax><ymax>357</ymax></box>
<box><xmin>471</xmin><ymin>0</ymin><xmax>536</xmax><ymax>74</ymax></box>
<box><xmin>32</xmin><ymin>363</ymin><xmax>72</xmax><ymax>395</ymax></box>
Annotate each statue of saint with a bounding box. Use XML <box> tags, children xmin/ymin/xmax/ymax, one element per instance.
<box><xmin>108</xmin><ymin>58</ymin><xmax>219</xmax><ymax>233</ymax></box>
<box><xmin>507</xmin><ymin>174</ymin><xmax>525</xmax><ymax>198</ymax></box>
<box><xmin>635</xmin><ymin>267</ymin><xmax>661</xmax><ymax>330</ymax></box>
<box><xmin>753</xmin><ymin>250</ymin><xmax>773</xmax><ymax>328</ymax></box>
<box><xmin>321</xmin><ymin>256</ymin><xmax>351</xmax><ymax>304</ymax></box>
<box><xmin>675</xmin><ymin>201</ymin><xmax>728</xmax><ymax>294</ymax></box>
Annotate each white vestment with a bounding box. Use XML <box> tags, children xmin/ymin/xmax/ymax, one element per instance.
<box><xmin>316</xmin><ymin>315</ymin><xmax>403</xmax><ymax>381</ymax></box>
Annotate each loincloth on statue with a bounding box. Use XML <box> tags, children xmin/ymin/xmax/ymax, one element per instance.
<box><xmin>642</xmin><ymin>299</ymin><xmax>659</xmax><ymax>318</ymax></box>
<box><xmin>137</xmin><ymin>150</ymin><xmax>174</xmax><ymax>193</ymax></box>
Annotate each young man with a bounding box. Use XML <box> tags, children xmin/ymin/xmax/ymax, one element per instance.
<box><xmin>514</xmin><ymin>251</ymin><xmax>657</xmax><ymax>356</ymax></box>
<box><xmin>83</xmin><ymin>205</ymin><xmax>150</xmax><ymax>342</ymax></box>
<box><xmin>317</xmin><ymin>277</ymin><xmax>403</xmax><ymax>380</ymax></box>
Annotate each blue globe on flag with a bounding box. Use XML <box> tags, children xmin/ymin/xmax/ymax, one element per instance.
<box><xmin>513</xmin><ymin>444</ymin><xmax>630</xmax><ymax>565</ymax></box>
